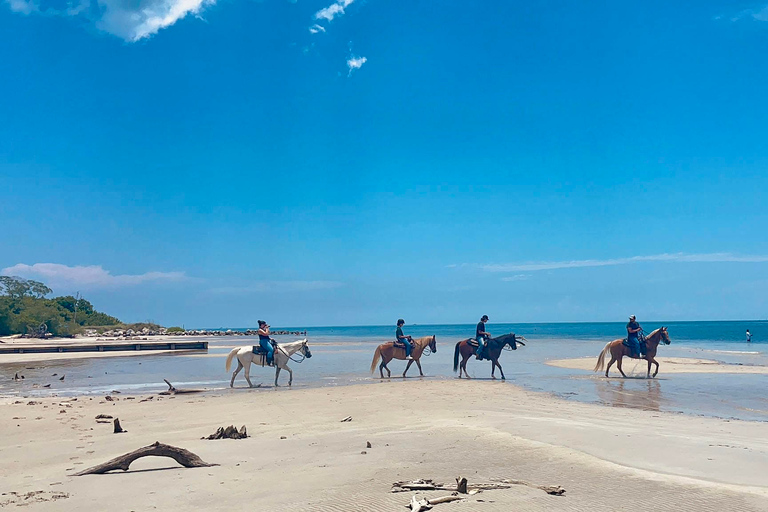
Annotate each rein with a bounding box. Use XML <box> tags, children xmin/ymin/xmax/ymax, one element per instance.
<box><xmin>276</xmin><ymin>343</ymin><xmax>308</xmax><ymax>363</ymax></box>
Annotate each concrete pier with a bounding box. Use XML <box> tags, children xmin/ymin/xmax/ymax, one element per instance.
<box><xmin>0</xmin><ymin>341</ymin><xmax>208</xmax><ymax>354</ymax></box>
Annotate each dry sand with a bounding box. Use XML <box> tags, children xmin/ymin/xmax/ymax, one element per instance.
<box><xmin>2</xmin><ymin>379</ymin><xmax>768</xmax><ymax>511</ymax></box>
<box><xmin>548</xmin><ymin>356</ymin><xmax>768</xmax><ymax>374</ymax></box>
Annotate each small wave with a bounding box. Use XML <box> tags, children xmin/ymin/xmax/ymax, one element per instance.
<box><xmin>702</xmin><ymin>350</ymin><xmax>761</xmax><ymax>355</ymax></box>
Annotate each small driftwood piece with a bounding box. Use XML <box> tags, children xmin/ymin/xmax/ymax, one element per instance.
<box><xmin>159</xmin><ymin>379</ymin><xmax>204</xmax><ymax>395</ymax></box>
<box><xmin>393</xmin><ymin>477</ymin><xmax>565</xmax><ymax>496</ymax></box>
<box><xmin>202</xmin><ymin>425</ymin><xmax>248</xmax><ymax>440</ymax></box>
<box><xmin>456</xmin><ymin>477</ymin><xmax>468</xmax><ymax>494</ymax></box>
<box><xmin>73</xmin><ymin>441</ymin><xmax>217</xmax><ymax>475</ymax></box>
<box><xmin>499</xmin><ymin>478</ymin><xmax>565</xmax><ymax>496</ymax></box>
<box><xmin>340</xmin><ymin>416</ymin><xmax>352</xmax><ymax>422</ymax></box>
<box><xmin>113</xmin><ymin>418</ymin><xmax>126</xmax><ymax>433</ymax></box>
<box><xmin>408</xmin><ymin>496</ymin><xmax>432</xmax><ymax>512</ymax></box>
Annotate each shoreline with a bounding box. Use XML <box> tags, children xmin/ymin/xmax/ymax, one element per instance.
<box><xmin>2</xmin><ymin>379</ymin><xmax>767</xmax><ymax>510</ymax></box>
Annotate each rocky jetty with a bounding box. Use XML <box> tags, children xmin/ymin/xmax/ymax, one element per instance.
<box><xmin>81</xmin><ymin>328</ymin><xmax>307</xmax><ymax>339</ymax></box>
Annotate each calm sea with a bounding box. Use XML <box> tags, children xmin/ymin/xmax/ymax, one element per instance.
<box><xmin>3</xmin><ymin>321</ymin><xmax>768</xmax><ymax>422</ymax></box>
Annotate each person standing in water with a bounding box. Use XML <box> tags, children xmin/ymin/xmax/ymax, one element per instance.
<box><xmin>746</xmin><ymin>329</ymin><xmax>752</xmax><ymax>343</ymax></box>
<box><xmin>396</xmin><ymin>319</ymin><xmax>414</xmax><ymax>360</ymax></box>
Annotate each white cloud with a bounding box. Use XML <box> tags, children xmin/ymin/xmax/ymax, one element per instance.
<box><xmin>477</xmin><ymin>253</ymin><xmax>768</xmax><ymax>273</ymax></box>
<box><xmin>210</xmin><ymin>281</ymin><xmax>344</xmax><ymax>295</ymax></box>
<box><xmin>754</xmin><ymin>5</ymin><xmax>768</xmax><ymax>21</ymax></box>
<box><xmin>314</xmin><ymin>0</ymin><xmax>353</xmax><ymax>22</ymax></box>
<box><xmin>96</xmin><ymin>0</ymin><xmax>215</xmax><ymax>41</ymax></box>
<box><xmin>6</xmin><ymin>0</ymin><xmax>38</xmax><ymax>14</ymax></box>
<box><xmin>309</xmin><ymin>23</ymin><xmax>325</xmax><ymax>34</ymax></box>
<box><xmin>1</xmin><ymin>263</ymin><xmax>186</xmax><ymax>288</ymax></box>
<box><xmin>501</xmin><ymin>274</ymin><xmax>531</xmax><ymax>282</ymax></box>
<box><xmin>4</xmin><ymin>0</ymin><xmax>214</xmax><ymax>41</ymax></box>
<box><xmin>346</xmin><ymin>54</ymin><xmax>366</xmax><ymax>75</ymax></box>
<box><xmin>729</xmin><ymin>4</ymin><xmax>768</xmax><ymax>22</ymax></box>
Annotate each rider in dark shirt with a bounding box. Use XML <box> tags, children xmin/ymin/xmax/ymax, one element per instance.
<box><xmin>396</xmin><ymin>319</ymin><xmax>414</xmax><ymax>360</ymax></box>
<box><xmin>257</xmin><ymin>320</ymin><xmax>275</xmax><ymax>366</ymax></box>
<box><xmin>626</xmin><ymin>315</ymin><xmax>644</xmax><ymax>358</ymax></box>
<box><xmin>475</xmin><ymin>315</ymin><xmax>490</xmax><ymax>360</ymax></box>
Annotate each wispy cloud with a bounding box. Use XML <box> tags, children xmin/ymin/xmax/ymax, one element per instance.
<box><xmin>346</xmin><ymin>54</ymin><xmax>367</xmax><ymax>76</ymax></box>
<box><xmin>468</xmin><ymin>253</ymin><xmax>768</xmax><ymax>273</ymax></box>
<box><xmin>309</xmin><ymin>23</ymin><xmax>325</xmax><ymax>34</ymax></box>
<box><xmin>1</xmin><ymin>263</ymin><xmax>187</xmax><ymax>288</ymax></box>
<box><xmin>501</xmin><ymin>274</ymin><xmax>531</xmax><ymax>282</ymax></box>
<box><xmin>314</xmin><ymin>0</ymin><xmax>354</xmax><ymax>23</ymax></box>
<box><xmin>210</xmin><ymin>281</ymin><xmax>344</xmax><ymax>295</ymax></box>
<box><xmin>728</xmin><ymin>4</ymin><xmax>768</xmax><ymax>22</ymax></box>
<box><xmin>4</xmin><ymin>0</ymin><xmax>215</xmax><ymax>41</ymax></box>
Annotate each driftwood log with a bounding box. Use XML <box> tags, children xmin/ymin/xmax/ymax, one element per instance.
<box><xmin>73</xmin><ymin>442</ymin><xmax>217</xmax><ymax>475</ymax></box>
<box><xmin>408</xmin><ymin>496</ymin><xmax>432</xmax><ymax>512</ymax></box>
<box><xmin>159</xmin><ymin>379</ymin><xmax>204</xmax><ymax>395</ymax></box>
<box><xmin>113</xmin><ymin>418</ymin><xmax>126</xmax><ymax>433</ymax></box>
<box><xmin>392</xmin><ymin>477</ymin><xmax>565</xmax><ymax>496</ymax></box>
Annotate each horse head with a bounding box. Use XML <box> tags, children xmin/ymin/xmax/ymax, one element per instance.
<box><xmin>428</xmin><ymin>335</ymin><xmax>437</xmax><ymax>353</ymax></box>
<box><xmin>659</xmin><ymin>327</ymin><xmax>671</xmax><ymax>345</ymax></box>
<box><xmin>301</xmin><ymin>339</ymin><xmax>313</xmax><ymax>358</ymax></box>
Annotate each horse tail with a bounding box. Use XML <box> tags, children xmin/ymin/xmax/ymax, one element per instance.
<box><xmin>370</xmin><ymin>345</ymin><xmax>382</xmax><ymax>374</ymax></box>
<box><xmin>594</xmin><ymin>342</ymin><xmax>611</xmax><ymax>372</ymax></box>
<box><xmin>453</xmin><ymin>341</ymin><xmax>461</xmax><ymax>372</ymax></box>
<box><xmin>225</xmin><ymin>347</ymin><xmax>239</xmax><ymax>372</ymax></box>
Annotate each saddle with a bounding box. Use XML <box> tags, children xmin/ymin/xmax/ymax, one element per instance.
<box><xmin>621</xmin><ymin>338</ymin><xmax>647</xmax><ymax>357</ymax></box>
<box><xmin>392</xmin><ymin>340</ymin><xmax>408</xmax><ymax>349</ymax></box>
<box><xmin>466</xmin><ymin>338</ymin><xmax>479</xmax><ymax>347</ymax></box>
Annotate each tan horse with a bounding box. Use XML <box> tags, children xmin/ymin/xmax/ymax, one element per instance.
<box><xmin>369</xmin><ymin>335</ymin><xmax>437</xmax><ymax>378</ymax></box>
<box><xmin>594</xmin><ymin>327</ymin><xmax>671</xmax><ymax>378</ymax></box>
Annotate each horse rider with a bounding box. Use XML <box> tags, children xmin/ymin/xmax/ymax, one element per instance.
<box><xmin>396</xmin><ymin>319</ymin><xmax>414</xmax><ymax>360</ymax></box>
<box><xmin>626</xmin><ymin>315</ymin><xmax>644</xmax><ymax>358</ymax></box>
<box><xmin>257</xmin><ymin>320</ymin><xmax>275</xmax><ymax>366</ymax></box>
<box><xmin>475</xmin><ymin>315</ymin><xmax>491</xmax><ymax>360</ymax></box>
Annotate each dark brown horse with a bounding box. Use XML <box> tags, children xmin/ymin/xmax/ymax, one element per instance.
<box><xmin>594</xmin><ymin>327</ymin><xmax>671</xmax><ymax>378</ymax></box>
<box><xmin>453</xmin><ymin>333</ymin><xmax>526</xmax><ymax>380</ymax></box>
<box><xmin>369</xmin><ymin>335</ymin><xmax>437</xmax><ymax>379</ymax></box>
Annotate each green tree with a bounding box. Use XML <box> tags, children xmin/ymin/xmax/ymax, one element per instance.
<box><xmin>0</xmin><ymin>276</ymin><xmax>52</xmax><ymax>299</ymax></box>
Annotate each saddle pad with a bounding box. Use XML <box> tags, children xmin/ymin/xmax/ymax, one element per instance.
<box><xmin>392</xmin><ymin>341</ymin><xmax>407</xmax><ymax>349</ymax></box>
<box><xmin>467</xmin><ymin>339</ymin><xmax>479</xmax><ymax>347</ymax></box>
<box><xmin>252</xmin><ymin>345</ymin><xmax>268</xmax><ymax>355</ymax></box>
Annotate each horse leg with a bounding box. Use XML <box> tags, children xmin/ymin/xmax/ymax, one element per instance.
<box><xmin>605</xmin><ymin>357</ymin><xmax>616</xmax><ymax>378</ymax></box>
<box><xmin>652</xmin><ymin>358</ymin><xmax>660</xmax><ymax>377</ymax></box>
<box><xmin>461</xmin><ymin>355</ymin><xmax>470</xmax><ymax>379</ymax></box>
<box><xmin>403</xmin><ymin>359</ymin><xmax>414</xmax><ymax>378</ymax></box>
<box><xmin>415</xmin><ymin>359</ymin><xmax>424</xmax><ymax>377</ymax></box>
<box><xmin>616</xmin><ymin>356</ymin><xmax>627</xmax><ymax>378</ymax></box>
<box><xmin>286</xmin><ymin>365</ymin><xmax>293</xmax><ymax>387</ymax></box>
<box><xmin>381</xmin><ymin>357</ymin><xmax>391</xmax><ymax>378</ymax></box>
<box><xmin>491</xmin><ymin>360</ymin><xmax>496</xmax><ymax>380</ymax></box>
<box><xmin>647</xmin><ymin>358</ymin><xmax>652</xmax><ymax>379</ymax></box>
<box><xmin>244</xmin><ymin>361</ymin><xmax>254</xmax><ymax>388</ymax></box>
<box><xmin>497</xmin><ymin>359</ymin><xmax>506</xmax><ymax>380</ymax></box>
<box><xmin>274</xmin><ymin>367</ymin><xmax>281</xmax><ymax>387</ymax></box>
<box><xmin>230</xmin><ymin>359</ymin><xmax>243</xmax><ymax>388</ymax></box>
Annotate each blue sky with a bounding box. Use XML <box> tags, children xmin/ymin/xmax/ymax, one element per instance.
<box><xmin>2</xmin><ymin>0</ymin><xmax>768</xmax><ymax>327</ymax></box>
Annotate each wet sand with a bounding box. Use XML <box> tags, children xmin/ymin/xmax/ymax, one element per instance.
<box><xmin>2</xmin><ymin>379</ymin><xmax>767</xmax><ymax>511</ymax></box>
<box><xmin>548</xmin><ymin>356</ymin><xmax>768</xmax><ymax>374</ymax></box>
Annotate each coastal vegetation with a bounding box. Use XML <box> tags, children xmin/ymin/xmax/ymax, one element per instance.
<box><xmin>0</xmin><ymin>276</ymin><xmax>124</xmax><ymax>337</ymax></box>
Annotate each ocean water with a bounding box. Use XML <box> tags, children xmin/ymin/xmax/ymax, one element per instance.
<box><xmin>2</xmin><ymin>321</ymin><xmax>768</xmax><ymax>422</ymax></box>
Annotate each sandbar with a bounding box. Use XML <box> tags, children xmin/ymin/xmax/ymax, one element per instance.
<box><xmin>547</xmin><ymin>356</ymin><xmax>768</xmax><ymax>374</ymax></box>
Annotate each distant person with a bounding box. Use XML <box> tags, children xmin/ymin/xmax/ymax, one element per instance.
<box><xmin>396</xmin><ymin>319</ymin><xmax>414</xmax><ymax>360</ymax></box>
<box><xmin>626</xmin><ymin>315</ymin><xmax>644</xmax><ymax>358</ymax></box>
<box><xmin>475</xmin><ymin>315</ymin><xmax>491</xmax><ymax>360</ymax></box>
<box><xmin>257</xmin><ymin>320</ymin><xmax>275</xmax><ymax>366</ymax></box>
<box><xmin>746</xmin><ymin>330</ymin><xmax>752</xmax><ymax>343</ymax></box>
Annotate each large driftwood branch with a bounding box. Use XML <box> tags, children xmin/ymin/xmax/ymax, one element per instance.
<box><xmin>408</xmin><ymin>496</ymin><xmax>432</xmax><ymax>512</ymax></box>
<box><xmin>404</xmin><ymin>494</ymin><xmax>463</xmax><ymax>510</ymax></box>
<box><xmin>392</xmin><ymin>477</ymin><xmax>565</xmax><ymax>496</ymax></box>
<box><xmin>74</xmin><ymin>442</ymin><xmax>217</xmax><ymax>475</ymax></box>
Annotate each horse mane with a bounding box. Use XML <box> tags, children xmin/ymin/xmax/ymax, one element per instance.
<box><xmin>645</xmin><ymin>328</ymin><xmax>662</xmax><ymax>339</ymax></box>
<box><xmin>412</xmin><ymin>335</ymin><xmax>434</xmax><ymax>348</ymax></box>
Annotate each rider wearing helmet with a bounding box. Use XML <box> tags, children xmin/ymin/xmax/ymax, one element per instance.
<box><xmin>475</xmin><ymin>315</ymin><xmax>490</xmax><ymax>360</ymax></box>
<box><xmin>626</xmin><ymin>315</ymin><xmax>644</xmax><ymax>358</ymax></box>
<box><xmin>396</xmin><ymin>319</ymin><xmax>414</xmax><ymax>360</ymax></box>
<box><xmin>257</xmin><ymin>320</ymin><xmax>275</xmax><ymax>366</ymax></box>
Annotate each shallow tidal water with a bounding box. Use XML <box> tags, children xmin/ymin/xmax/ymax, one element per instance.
<box><xmin>3</xmin><ymin>321</ymin><xmax>768</xmax><ymax>422</ymax></box>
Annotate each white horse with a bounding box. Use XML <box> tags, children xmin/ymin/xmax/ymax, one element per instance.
<box><xmin>225</xmin><ymin>338</ymin><xmax>312</xmax><ymax>388</ymax></box>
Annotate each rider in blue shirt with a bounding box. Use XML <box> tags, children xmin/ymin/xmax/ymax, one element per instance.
<box><xmin>257</xmin><ymin>320</ymin><xmax>275</xmax><ymax>366</ymax></box>
<box><xmin>396</xmin><ymin>319</ymin><xmax>414</xmax><ymax>360</ymax></box>
<box><xmin>475</xmin><ymin>315</ymin><xmax>490</xmax><ymax>360</ymax></box>
<box><xmin>626</xmin><ymin>315</ymin><xmax>644</xmax><ymax>358</ymax></box>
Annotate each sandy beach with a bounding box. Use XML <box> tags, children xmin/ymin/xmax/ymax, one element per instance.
<box><xmin>548</xmin><ymin>356</ymin><xmax>768</xmax><ymax>374</ymax></box>
<box><xmin>2</xmin><ymin>378</ymin><xmax>768</xmax><ymax>511</ymax></box>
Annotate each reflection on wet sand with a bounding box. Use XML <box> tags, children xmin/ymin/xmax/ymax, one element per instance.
<box><xmin>595</xmin><ymin>378</ymin><xmax>663</xmax><ymax>412</ymax></box>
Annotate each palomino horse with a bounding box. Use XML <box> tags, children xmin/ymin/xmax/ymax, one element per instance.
<box><xmin>369</xmin><ymin>335</ymin><xmax>437</xmax><ymax>379</ymax></box>
<box><xmin>594</xmin><ymin>327</ymin><xmax>671</xmax><ymax>378</ymax></box>
<box><xmin>453</xmin><ymin>333</ymin><xmax>526</xmax><ymax>380</ymax></box>
<box><xmin>225</xmin><ymin>338</ymin><xmax>312</xmax><ymax>388</ymax></box>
